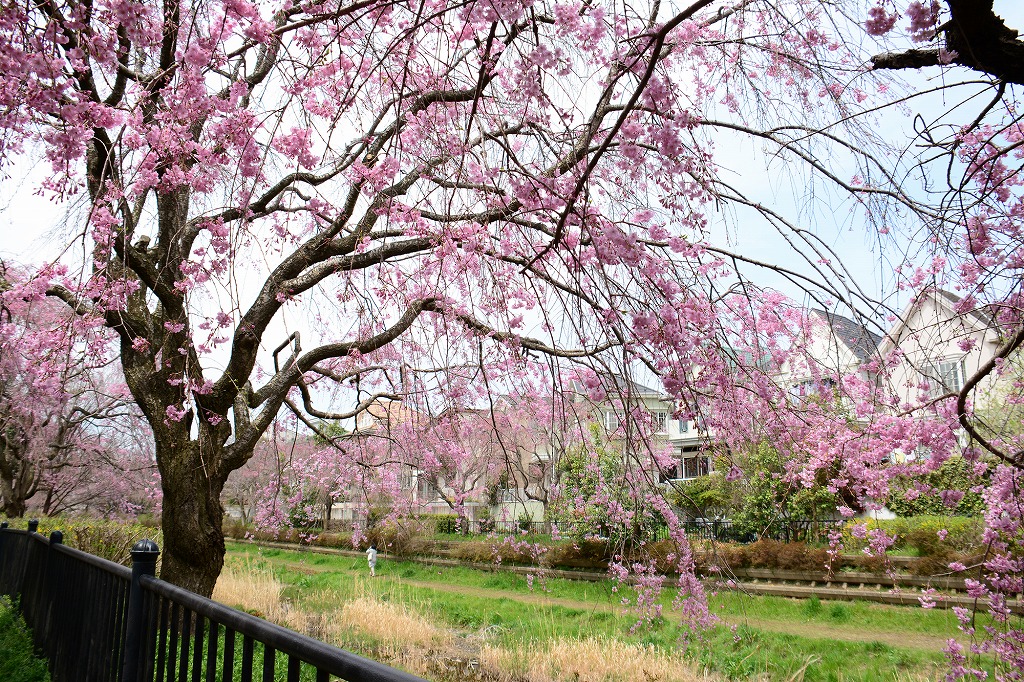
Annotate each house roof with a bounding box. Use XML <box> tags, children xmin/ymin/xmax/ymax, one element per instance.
<box><xmin>932</xmin><ymin>289</ymin><xmax>994</xmax><ymax>327</ymax></box>
<box><xmin>877</xmin><ymin>288</ymin><xmax>994</xmax><ymax>354</ymax></box>
<box><xmin>607</xmin><ymin>375</ymin><xmax>670</xmax><ymax>399</ymax></box>
<box><xmin>811</xmin><ymin>310</ymin><xmax>882</xmax><ymax>363</ymax></box>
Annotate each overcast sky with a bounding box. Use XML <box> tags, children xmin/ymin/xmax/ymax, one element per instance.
<box><xmin>2</xmin><ymin>0</ymin><xmax>1022</xmax><ymax>325</ymax></box>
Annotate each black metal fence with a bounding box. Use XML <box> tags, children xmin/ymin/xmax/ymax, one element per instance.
<box><xmin>672</xmin><ymin>519</ymin><xmax>843</xmax><ymax>544</ymax></box>
<box><xmin>435</xmin><ymin>517</ymin><xmax>842</xmax><ymax>544</ymax></box>
<box><xmin>0</xmin><ymin>521</ymin><xmax>428</xmax><ymax>682</ymax></box>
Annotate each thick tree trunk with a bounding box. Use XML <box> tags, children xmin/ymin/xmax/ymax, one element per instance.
<box><xmin>1</xmin><ymin>498</ymin><xmax>26</xmax><ymax>518</ymax></box>
<box><xmin>157</xmin><ymin>440</ymin><xmax>227</xmax><ymax>598</ymax></box>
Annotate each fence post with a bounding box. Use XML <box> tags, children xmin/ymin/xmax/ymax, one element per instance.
<box><xmin>27</xmin><ymin>519</ymin><xmax>38</xmax><ymax>533</ymax></box>
<box><xmin>36</xmin><ymin>531</ymin><xmax>63</xmax><ymax>655</ymax></box>
<box><xmin>122</xmin><ymin>539</ymin><xmax>160</xmax><ymax>682</ymax></box>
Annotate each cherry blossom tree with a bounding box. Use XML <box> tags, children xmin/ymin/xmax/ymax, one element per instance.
<box><xmin>0</xmin><ymin>266</ymin><xmax>155</xmax><ymax>518</ymax></box>
<box><xmin>1</xmin><ymin>6</ymin><xmax>1024</xmax><ymax>671</ymax></box>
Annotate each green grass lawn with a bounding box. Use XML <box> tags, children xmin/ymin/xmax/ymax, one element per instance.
<box><xmin>225</xmin><ymin>541</ymin><xmax>994</xmax><ymax>681</ymax></box>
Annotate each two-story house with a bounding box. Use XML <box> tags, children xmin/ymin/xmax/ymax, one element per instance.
<box><xmin>775</xmin><ymin>309</ymin><xmax>883</xmax><ymax>406</ymax></box>
<box><xmin>877</xmin><ymin>289</ymin><xmax>1001</xmax><ymax>411</ymax></box>
<box><xmin>595</xmin><ymin>378</ymin><xmax>714</xmax><ymax>484</ymax></box>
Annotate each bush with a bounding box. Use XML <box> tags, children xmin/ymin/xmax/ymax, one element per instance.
<box><xmin>745</xmin><ymin>539</ymin><xmax>786</xmax><ymax>569</ymax></box>
<box><xmin>223</xmin><ymin>516</ymin><xmax>250</xmax><ymax>540</ymax></box>
<box><xmin>450</xmin><ymin>541</ymin><xmax>496</xmax><ymax>563</ymax></box>
<box><xmin>430</xmin><ymin>514</ymin><xmax>462</xmax><ymax>535</ymax></box>
<box><xmin>22</xmin><ymin>517</ymin><xmax>163</xmax><ymax>568</ymax></box>
<box><xmin>363</xmin><ymin>520</ymin><xmax>435</xmax><ymax>557</ymax></box>
<box><xmin>842</xmin><ymin>516</ymin><xmax>983</xmax><ymax>553</ymax></box>
<box><xmin>517</xmin><ymin>512</ymin><xmax>534</xmax><ymax>533</ymax></box>
<box><xmin>887</xmin><ymin>457</ymin><xmax>985</xmax><ymax>517</ymax></box>
<box><xmin>645</xmin><ymin>539</ymin><xmax>682</xmax><ymax>573</ymax></box>
<box><xmin>314</xmin><ymin>532</ymin><xmax>354</xmax><ymax>548</ymax></box>
<box><xmin>545</xmin><ymin>539</ymin><xmax>610</xmax><ymax>568</ymax></box>
<box><xmin>712</xmin><ymin>543</ymin><xmax>750</xmax><ymax>569</ymax></box>
<box><xmin>774</xmin><ymin>541</ymin><xmax>828</xmax><ymax>571</ymax></box>
<box><xmin>0</xmin><ymin>597</ymin><xmax>50</xmax><ymax>682</ymax></box>
<box><xmin>476</xmin><ymin>507</ymin><xmax>495</xmax><ymax>533</ymax></box>
<box><xmin>704</xmin><ymin>541</ymin><xmax>828</xmax><ymax>572</ymax></box>
<box><xmin>855</xmin><ymin>554</ymin><xmax>889</xmax><ymax>574</ymax></box>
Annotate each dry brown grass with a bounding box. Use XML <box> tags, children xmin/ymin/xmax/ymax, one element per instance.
<box><xmin>213</xmin><ymin>560</ymin><xmax>288</xmax><ymax>622</ymax></box>
<box><xmin>333</xmin><ymin>595</ymin><xmax>446</xmax><ymax>647</ymax></box>
<box><xmin>480</xmin><ymin>637</ymin><xmax>713</xmax><ymax>682</ymax></box>
<box><xmin>213</xmin><ymin>563</ymin><xmax>714</xmax><ymax>682</ymax></box>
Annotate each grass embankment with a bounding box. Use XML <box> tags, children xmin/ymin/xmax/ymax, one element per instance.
<box><xmin>220</xmin><ymin>541</ymin><xmax>983</xmax><ymax>681</ymax></box>
<box><xmin>0</xmin><ymin>597</ymin><xmax>50</xmax><ymax>682</ymax></box>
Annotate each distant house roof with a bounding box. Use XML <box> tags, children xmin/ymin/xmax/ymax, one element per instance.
<box><xmin>877</xmin><ymin>288</ymin><xmax>995</xmax><ymax>354</ymax></box>
<box><xmin>812</xmin><ymin>310</ymin><xmax>882</xmax><ymax>363</ymax></box>
<box><xmin>354</xmin><ymin>397</ymin><xmax>429</xmax><ymax>432</ymax></box>
<box><xmin>607</xmin><ymin>375</ymin><xmax>670</xmax><ymax>399</ymax></box>
<box><xmin>931</xmin><ymin>289</ymin><xmax>994</xmax><ymax>327</ymax></box>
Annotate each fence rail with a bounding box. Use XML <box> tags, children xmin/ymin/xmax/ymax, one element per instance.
<box><xmin>432</xmin><ymin>517</ymin><xmax>843</xmax><ymax>544</ymax></box>
<box><xmin>0</xmin><ymin>521</ymin><xmax>428</xmax><ymax>682</ymax></box>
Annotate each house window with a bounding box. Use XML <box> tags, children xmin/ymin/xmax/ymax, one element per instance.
<box><xmin>682</xmin><ymin>455</ymin><xmax>711</xmax><ymax>479</ymax></box>
<box><xmin>417</xmin><ymin>476</ymin><xmax>437</xmax><ymax>502</ymax></box>
<box><xmin>659</xmin><ymin>447</ymin><xmax>711</xmax><ymax>482</ymax></box>
<box><xmin>678</xmin><ymin>418</ymin><xmax>689</xmax><ymax>433</ymax></box>
<box><xmin>604</xmin><ymin>411</ymin><xmax>621</xmax><ymax>431</ymax></box>
<box><xmin>652</xmin><ymin>410</ymin><xmax>669</xmax><ymax>433</ymax></box>
<box><xmin>789</xmin><ymin>378</ymin><xmax>836</xmax><ymax>402</ymax></box>
<box><xmin>398</xmin><ymin>469</ymin><xmax>415</xmax><ymax>490</ymax></box>
<box><xmin>923</xmin><ymin>359</ymin><xmax>966</xmax><ymax>398</ymax></box>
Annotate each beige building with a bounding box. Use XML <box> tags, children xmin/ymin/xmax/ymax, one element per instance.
<box><xmin>877</xmin><ymin>289</ymin><xmax>1001</xmax><ymax>410</ymax></box>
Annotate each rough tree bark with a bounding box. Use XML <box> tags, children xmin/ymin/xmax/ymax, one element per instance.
<box><xmin>871</xmin><ymin>0</ymin><xmax>1024</xmax><ymax>85</ymax></box>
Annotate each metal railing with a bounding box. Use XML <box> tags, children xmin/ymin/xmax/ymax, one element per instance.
<box><xmin>431</xmin><ymin>518</ymin><xmax>843</xmax><ymax>544</ymax></box>
<box><xmin>674</xmin><ymin>519</ymin><xmax>843</xmax><ymax>544</ymax></box>
<box><xmin>0</xmin><ymin>521</ymin><xmax>429</xmax><ymax>682</ymax></box>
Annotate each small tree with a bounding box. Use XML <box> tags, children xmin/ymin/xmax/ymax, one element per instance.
<box><xmin>719</xmin><ymin>441</ymin><xmax>839</xmax><ymax>540</ymax></box>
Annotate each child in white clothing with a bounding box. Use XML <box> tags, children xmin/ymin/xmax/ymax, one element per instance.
<box><xmin>366</xmin><ymin>544</ymin><xmax>378</xmax><ymax>577</ymax></box>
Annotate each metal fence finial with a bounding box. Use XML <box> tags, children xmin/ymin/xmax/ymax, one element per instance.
<box><xmin>122</xmin><ymin>539</ymin><xmax>160</xmax><ymax>682</ymax></box>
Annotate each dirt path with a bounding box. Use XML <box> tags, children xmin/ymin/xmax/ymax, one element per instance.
<box><xmin>257</xmin><ymin>552</ymin><xmax>952</xmax><ymax>653</ymax></box>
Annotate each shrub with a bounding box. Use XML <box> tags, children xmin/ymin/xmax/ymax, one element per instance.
<box><xmin>745</xmin><ymin>539</ymin><xmax>786</xmax><ymax>568</ymax></box>
<box><xmin>887</xmin><ymin>457</ymin><xmax>985</xmax><ymax>517</ymax></box>
<box><xmin>0</xmin><ymin>597</ymin><xmax>50</xmax><ymax>682</ymax></box>
<box><xmin>450</xmin><ymin>541</ymin><xmax>496</xmax><ymax>563</ymax></box>
<box><xmin>645</xmin><ymin>539</ymin><xmax>682</xmax><ymax>573</ymax></box>
<box><xmin>314</xmin><ymin>532</ymin><xmax>354</xmax><ymax>548</ymax></box>
<box><xmin>712</xmin><ymin>543</ymin><xmax>750</xmax><ymax>569</ymax></box>
<box><xmin>24</xmin><ymin>517</ymin><xmax>163</xmax><ymax>568</ymax></box>
<box><xmin>855</xmin><ymin>554</ymin><xmax>889</xmax><ymax>574</ymax></box>
<box><xmin>517</xmin><ymin>512</ymin><xmax>534</xmax><ymax>533</ymax></box>
<box><xmin>842</xmin><ymin>516</ymin><xmax>983</xmax><ymax>553</ymax></box>
<box><xmin>430</xmin><ymin>514</ymin><xmax>461</xmax><ymax>535</ymax></box>
<box><xmin>222</xmin><ymin>516</ymin><xmax>250</xmax><ymax>540</ymax></box>
<box><xmin>774</xmin><ymin>542</ymin><xmax>828</xmax><ymax>571</ymax></box>
<box><xmin>364</xmin><ymin>520</ymin><xmax>434</xmax><ymax>557</ymax></box>
<box><xmin>476</xmin><ymin>507</ymin><xmax>495</xmax><ymax>533</ymax></box>
<box><xmin>545</xmin><ymin>539</ymin><xmax>610</xmax><ymax>568</ymax></box>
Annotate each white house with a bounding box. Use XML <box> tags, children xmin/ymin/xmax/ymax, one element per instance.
<box><xmin>776</xmin><ymin>309</ymin><xmax>882</xmax><ymax>403</ymax></box>
<box><xmin>876</xmin><ymin>289</ymin><xmax>1001</xmax><ymax>410</ymax></box>
<box><xmin>595</xmin><ymin>378</ymin><xmax>714</xmax><ymax>483</ymax></box>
